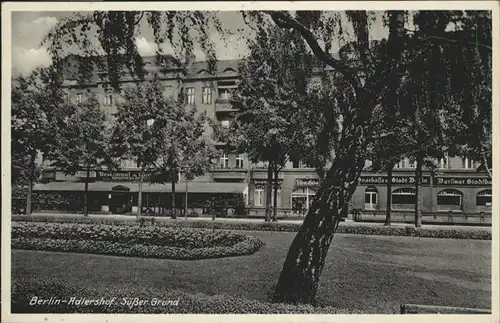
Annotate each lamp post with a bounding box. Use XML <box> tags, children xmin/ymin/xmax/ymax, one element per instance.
<box><xmin>210</xmin><ymin>157</ymin><xmax>220</xmax><ymax>221</ymax></box>
<box><xmin>184</xmin><ymin>171</ymin><xmax>188</xmax><ymax>220</ymax></box>
<box><xmin>180</xmin><ymin>166</ymin><xmax>192</xmax><ymax>220</ymax></box>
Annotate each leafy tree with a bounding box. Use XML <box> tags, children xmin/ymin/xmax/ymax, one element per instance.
<box><xmin>298</xmin><ymin>73</ymin><xmax>340</xmax><ymax>185</ymax></box>
<box><xmin>11</xmin><ymin>68</ymin><xmax>62</xmax><ymax>215</ymax></box>
<box><xmin>434</xmin><ymin>11</ymin><xmax>493</xmax><ymax>178</ymax></box>
<box><xmin>230</xmin><ymin>26</ymin><xmax>315</xmax><ymax>222</ymax></box>
<box><xmin>368</xmin><ymin>113</ymin><xmax>410</xmax><ymax>226</ymax></box>
<box><xmin>391</xmin><ymin>11</ymin><xmax>492</xmax><ymax>227</ymax></box>
<box><xmin>43</xmin><ymin>9</ymin><xmax>491</xmax><ymax>304</ymax></box>
<box><xmin>49</xmin><ymin>95</ymin><xmax>113</xmax><ymax>216</ymax></box>
<box><xmin>110</xmin><ymin>82</ymin><xmax>162</xmax><ymax>218</ymax></box>
<box><xmin>147</xmin><ymin>81</ymin><xmax>219</xmax><ymax>219</ymax></box>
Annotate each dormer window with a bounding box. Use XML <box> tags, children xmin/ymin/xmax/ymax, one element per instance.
<box><xmin>463</xmin><ymin>157</ymin><xmax>475</xmax><ymax>169</ymax></box>
<box><xmin>439</xmin><ymin>152</ymin><xmax>449</xmax><ymax>169</ymax></box>
<box><xmin>103</xmin><ymin>91</ymin><xmax>113</xmax><ymax>106</ymax></box>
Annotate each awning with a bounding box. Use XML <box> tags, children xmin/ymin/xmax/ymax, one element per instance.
<box><xmin>33</xmin><ymin>181</ymin><xmax>247</xmax><ymax>194</ymax></box>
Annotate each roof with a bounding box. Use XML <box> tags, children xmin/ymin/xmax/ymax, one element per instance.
<box><xmin>59</xmin><ymin>50</ymin><xmax>346</xmax><ymax>85</ymax></box>
<box><xmin>33</xmin><ymin>181</ymin><xmax>247</xmax><ymax>194</ymax></box>
<box><xmin>189</xmin><ymin>59</ymin><xmax>240</xmax><ymax>76</ymax></box>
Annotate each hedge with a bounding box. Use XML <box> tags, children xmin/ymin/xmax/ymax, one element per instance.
<box><xmin>12</xmin><ymin>223</ymin><xmax>264</xmax><ymax>260</ymax></box>
<box><xmin>12</xmin><ymin>279</ymin><xmax>360</xmax><ymax>314</ymax></box>
<box><xmin>11</xmin><ymin>214</ymin><xmax>491</xmax><ymax>240</ymax></box>
<box><xmin>12</xmin><ymin>223</ymin><xmax>247</xmax><ymax>247</ymax></box>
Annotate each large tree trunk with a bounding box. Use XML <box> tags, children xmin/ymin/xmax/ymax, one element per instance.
<box><xmin>272</xmin><ymin>150</ymin><xmax>366</xmax><ymax>304</ymax></box>
<box><xmin>26</xmin><ymin>178</ymin><xmax>33</xmax><ymax>216</ymax></box>
<box><xmin>171</xmin><ymin>168</ymin><xmax>177</xmax><ymax>219</ymax></box>
<box><xmin>414</xmin><ymin>155</ymin><xmax>423</xmax><ymax>227</ymax></box>
<box><xmin>481</xmin><ymin>150</ymin><xmax>492</xmax><ymax>179</ymax></box>
<box><xmin>25</xmin><ymin>152</ymin><xmax>36</xmax><ymax>216</ymax></box>
<box><xmin>271</xmin><ymin>10</ymin><xmax>406</xmax><ymax>305</ymax></box>
<box><xmin>83</xmin><ymin>166</ymin><xmax>90</xmax><ymax>216</ymax></box>
<box><xmin>384</xmin><ymin>163</ymin><xmax>393</xmax><ymax>226</ymax></box>
<box><xmin>137</xmin><ymin>169</ymin><xmax>144</xmax><ymax>218</ymax></box>
<box><xmin>265</xmin><ymin>163</ymin><xmax>273</xmax><ymax>222</ymax></box>
<box><xmin>272</xmin><ymin>169</ymin><xmax>279</xmax><ymax>222</ymax></box>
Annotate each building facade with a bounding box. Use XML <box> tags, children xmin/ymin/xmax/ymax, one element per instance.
<box><xmin>34</xmin><ymin>55</ymin><xmax>492</xmax><ymax>221</ymax></box>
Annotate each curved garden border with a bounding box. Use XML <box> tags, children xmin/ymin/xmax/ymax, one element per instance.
<box><xmin>12</xmin><ymin>223</ymin><xmax>264</xmax><ymax>260</ymax></box>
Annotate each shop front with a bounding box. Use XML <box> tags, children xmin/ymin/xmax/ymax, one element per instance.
<box><xmin>109</xmin><ymin>185</ymin><xmax>132</xmax><ymax>214</ymax></box>
<box><xmin>33</xmin><ymin>170</ymin><xmax>248</xmax><ymax>216</ymax></box>
<box><xmin>351</xmin><ymin>173</ymin><xmax>492</xmax><ymax>216</ymax></box>
<box><xmin>291</xmin><ymin>178</ymin><xmax>319</xmax><ymax>216</ymax></box>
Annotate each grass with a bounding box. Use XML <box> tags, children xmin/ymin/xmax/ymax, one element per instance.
<box><xmin>11</xmin><ymin>231</ymin><xmax>491</xmax><ymax>314</ymax></box>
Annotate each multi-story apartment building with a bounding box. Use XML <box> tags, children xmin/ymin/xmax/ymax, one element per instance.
<box><xmin>34</xmin><ymin>54</ymin><xmax>492</xmax><ymax>220</ymax></box>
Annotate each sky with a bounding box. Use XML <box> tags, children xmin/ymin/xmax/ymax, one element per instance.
<box><xmin>11</xmin><ymin>11</ymin><xmax>390</xmax><ymax>77</ymax></box>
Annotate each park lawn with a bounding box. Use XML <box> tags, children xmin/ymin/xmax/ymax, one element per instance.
<box><xmin>11</xmin><ymin>231</ymin><xmax>491</xmax><ymax>314</ymax></box>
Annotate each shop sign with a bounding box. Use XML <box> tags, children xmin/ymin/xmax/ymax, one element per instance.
<box><xmin>96</xmin><ymin>171</ymin><xmax>150</xmax><ymax>182</ymax></box>
<box><xmin>253</xmin><ymin>179</ymin><xmax>282</xmax><ymax>186</ymax></box>
<box><xmin>295</xmin><ymin>178</ymin><xmax>320</xmax><ymax>187</ymax></box>
<box><xmin>433</xmin><ymin>177</ymin><xmax>491</xmax><ymax>186</ymax></box>
<box><xmin>359</xmin><ymin>176</ymin><xmax>430</xmax><ymax>185</ymax></box>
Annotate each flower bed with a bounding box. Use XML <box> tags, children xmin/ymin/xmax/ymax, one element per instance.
<box><xmin>12</xmin><ymin>223</ymin><xmax>264</xmax><ymax>260</ymax></box>
<box><xmin>11</xmin><ymin>279</ymin><xmax>359</xmax><ymax>314</ymax></box>
<box><xmin>12</xmin><ymin>214</ymin><xmax>492</xmax><ymax>240</ymax></box>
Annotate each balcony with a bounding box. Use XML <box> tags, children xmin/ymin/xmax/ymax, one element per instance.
<box><xmin>215</xmin><ymin>98</ymin><xmax>238</xmax><ymax>113</ymax></box>
<box><xmin>212</xmin><ymin>168</ymin><xmax>247</xmax><ymax>180</ymax></box>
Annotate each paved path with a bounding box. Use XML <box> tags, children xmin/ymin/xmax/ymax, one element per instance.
<box><xmin>19</xmin><ymin>212</ymin><xmax>491</xmax><ymax>232</ymax></box>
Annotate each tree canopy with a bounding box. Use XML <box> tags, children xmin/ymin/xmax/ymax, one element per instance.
<box><xmin>33</xmin><ymin>9</ymin><xmax>492</xmax><ymax>304</ymax></box>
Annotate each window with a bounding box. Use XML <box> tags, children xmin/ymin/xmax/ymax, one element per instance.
<box><xmin>476</xmin><ymin>189</ymin><xmax>492</xmax><ymax>207</ymax></box>
<box><xmin>221</xmin><ymin>120</ymin><xmax>230</xmax><ymax>128</ymax></box>
<box><xmin>437</xmin><ymin>189</ymin><xmax>463</xmax><ymax>211</ymax></box>
<box><xmin>76</xmin><ymin>93</ymin><xmax>83</xmax><ymax>104</ymax></box>
<box><xmin>292</xmin><ymin>160</ymin><xmax>308</xmax><ymax>169</ymax></box>
<box><xmin>463</xmin><ymin>157</ymin><xmax>475</xmax><ymax>169</ymax></box>
<box><xmin>103</xmin><ymin>107</ymin><xmax>112</xmax><ymax>121</ymax></box>
<box><xmin>218</xmin><ymin>88</ymin><xmax>232</xmax><ymax>101</ymax></box>
<box><xmin>219</xmin><ymin>154</ymin><xmax>228</xmax><ymax>169</ymax></box>
<box><xmin>65</xmin><ymin>92</ymin><xmax>71</xmax><ymax>102</ymax></box>
<box><xmin>243</xmin><ymin>186</ymin><xmax>249</xmax><ymax>206</ymax></box>
<box><xmin>395</xmin><ymin>159</ymin><xmax>404</xmax><ymax>168</ymax></box>
<box><xmin>186</xmin><ymin>87</ymin><xmax>195</xmax><ymax>105</ymax></box>
<box><xmin>407</xmin><ymin>159</ymin><xmax>416</xmax><ymax>168</ymax></box>
<box><xmin>439</xmin><ymin>153</ymin><xmax>449</xmax><ymax>169</ymax></box>
<box><xmin>364</xmin><ymin>186</ymin><xmax>378</xmax><ymax>210</ymax></box>
<box><xmin>291</xmin><ymin>187</ymin><xmax>317</xmax><ymax>215</ymax></box>
<box><xmin>270</xmin><ymin>188</ymin><xmax>282</xmax><ymax>207</ymax></box>
<box><xmin>254</xmin><ymin>186</ymin><xmax>264</xmax><ymax>207</ymax></box>
<box><xmin>122</xmin><ymin>159</ymin><xmax>137</xmax><ymax>168</ymax></box>
<box><xmin>164</xmin><ymin>86</ymin><xmax>173</xmax><ymax>99</ymax></box>
<box><xmin>103</xmin><ymin>91</ymin><xmax>113</xmax><ymax>106</ymax></box>
<box><xmin>236</xmin><ymin>154</ymin><xmax>244</xmax><ymax>169</ymax></box>
<box><xmin>202</xmin><ymin>87</ymin><xmax>212</xmax><ymax>104</ymax></box>
<box><xmin>391</xmin><ymin>188</ymin><xmax>416</xmax><ymax>209</ymax></box>
<box><xmin>364</xmin><ymin>160</ymin><xmax>373</xmax><ymax>169</ymax></box>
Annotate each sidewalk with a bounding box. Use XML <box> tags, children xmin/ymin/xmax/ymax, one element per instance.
<box><xmin>23</xmin><ymin>212</ymin><xmax>491</xmax><ymax>232</ymax></box>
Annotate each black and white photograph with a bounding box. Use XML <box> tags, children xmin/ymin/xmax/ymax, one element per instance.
<box><xmin>2</xmin><ymin>1</ymin><xmax>499</xmax><ymax>322</ymax></box>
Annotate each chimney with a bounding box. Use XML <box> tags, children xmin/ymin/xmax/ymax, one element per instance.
<box><xmin>184</xmin><ymin>51</ymin><xmax>196</xmax><ymax>71</ymax></box>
